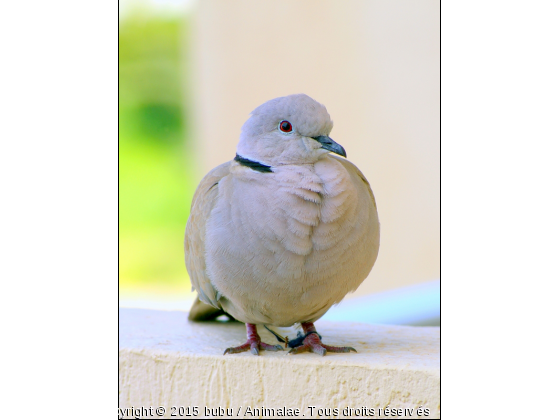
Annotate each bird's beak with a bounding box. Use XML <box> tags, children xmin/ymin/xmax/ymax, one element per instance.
<box><xmin>312</xmin><ymin>135</ymin><xmax>347</xmax><ymax>158</ymax></box>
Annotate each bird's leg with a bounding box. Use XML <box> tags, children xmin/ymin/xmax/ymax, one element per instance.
<box><xmin>288</xmin><ymin>322</ymin><xmax>357</xmax><ymax>356</ymax></box>
<box><xmin>223</xmin><ymin>323</ymin><xmax>284</xmax><ymax>356</ymax></box>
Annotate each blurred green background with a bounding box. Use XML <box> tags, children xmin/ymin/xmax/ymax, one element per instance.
<box><xmin>119</xmin><ymin>7</ymin><xmax>196</xmax><ymax>297</ymax></box>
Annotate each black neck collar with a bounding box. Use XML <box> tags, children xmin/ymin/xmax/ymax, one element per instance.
<box><xmin>234</xmin><ymin>154</ymin><xmax>273</xmax><ymax>173</ymax></box>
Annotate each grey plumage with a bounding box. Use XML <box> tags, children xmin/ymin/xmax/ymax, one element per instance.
<box><xmin>185</xmin><ymin>94</ymin><xmax>379</xmax><ymax>337</ymax></box>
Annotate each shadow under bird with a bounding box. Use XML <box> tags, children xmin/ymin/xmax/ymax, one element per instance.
<box><xmin>184</xmin><ymin>94</ymin><xmax>380</xmax><ymax>356</ymax></box>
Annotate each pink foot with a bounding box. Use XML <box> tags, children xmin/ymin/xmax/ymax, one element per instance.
<box><xmin>287</xmin><ymin>322</ymin><xmax>357</xmax><ymax>356</ymax></box>
<box><xmin>223</xmin><ymin>324</ymin><xmax>284</xmax><ymax>356</ymax></box>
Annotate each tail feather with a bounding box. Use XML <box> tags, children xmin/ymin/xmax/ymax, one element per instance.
<box><xmin>188</xmin><ymin>296</ymin><xmax>235</xmax><ymax>321</ymax></box>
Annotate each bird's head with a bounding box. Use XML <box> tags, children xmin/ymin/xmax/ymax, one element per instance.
<box><xmin>236</xmin><ymin>94</ymin><xmax>346</xmax><ymax>167</ymax></box>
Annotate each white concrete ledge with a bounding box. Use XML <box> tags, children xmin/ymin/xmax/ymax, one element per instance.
<box><xmin>119</xmin><ymin>308</ymin><xmax>440</xmax><ymax>419</ymax></box>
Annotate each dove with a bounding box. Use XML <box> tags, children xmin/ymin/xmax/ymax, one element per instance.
<box><xmin>184</xmin><ymin>94</ymin><xmax>380</xmax><ymax>356</ymax></box>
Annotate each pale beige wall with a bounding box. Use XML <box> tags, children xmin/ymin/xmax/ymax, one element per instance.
<box><xmin>187</xmin><ymin>0</ymin><xmax>439</xmax><ymax>296</ymax></box>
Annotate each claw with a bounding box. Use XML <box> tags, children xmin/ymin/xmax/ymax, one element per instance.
<box><xmin>251</xmin><ymin>347</ymin><xmax>259</xmax><ymax>356</ymax></box>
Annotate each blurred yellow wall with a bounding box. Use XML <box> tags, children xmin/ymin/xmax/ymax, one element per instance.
<box><xmin>187</xmin><ymin>0</ymin><xmax>439</xmax><ymax>296</ymax></box>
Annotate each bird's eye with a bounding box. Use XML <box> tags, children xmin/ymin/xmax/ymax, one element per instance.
<box><xmin>279</xmin><ymin>120</ymin><xmax>293</xmax><ymax>133</ymax></box>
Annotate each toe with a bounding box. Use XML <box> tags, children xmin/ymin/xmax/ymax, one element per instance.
<box><xmin>287</xmin><ymin>344</ymin><xmax>310</xmax><ymax>355</ymax></box>
<box><xmin>311</xmin><ymin>345</ymin><xmax>327</xmax><ymax>356</ymax></box>
<box><xmin>223</xmin><ymin>342</ymin><xmax>250</xmax><ymax>355</ymax></box>
<box><xmin>260</xmin><ymin>343</ymin><xmax>284</xmax><ymax>352</ymax></box>
<box><xmin>323</xmin><ymin>345</ymin><xmax>358</xmax><ymax>353</ymax></box>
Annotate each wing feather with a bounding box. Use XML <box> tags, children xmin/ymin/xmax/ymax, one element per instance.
<box><xmin>184</xmin><ymin>161</ymin><xmax>231</xmax><ymax>311</ymax></box>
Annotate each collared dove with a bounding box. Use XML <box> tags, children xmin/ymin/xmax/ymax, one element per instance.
<box><xmin>185</xmin><ymin>94</ymin><xmax>380</xmax><ymax>356</ymax></box>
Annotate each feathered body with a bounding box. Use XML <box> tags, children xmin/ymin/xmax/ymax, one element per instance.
<box><xmin>185</xmin><ymin>94</ymin><xmax>380</xmax><ymax>329</ymax></box>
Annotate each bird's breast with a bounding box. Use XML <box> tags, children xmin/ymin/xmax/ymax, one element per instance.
<box><xmin>208</xmin><ymin>157</ymin><xmax>360</xmax><ymax>278</ymax></box>
<box><xmin>205</xmin><ymin>156</ymin><xmax>378</xmax><ymax>325</ymax></box>
<box><xmin>268</xmin><ymin>160</ymin><xmax>358</xmax><ymax>256</ymax></box>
